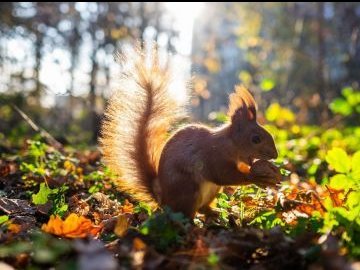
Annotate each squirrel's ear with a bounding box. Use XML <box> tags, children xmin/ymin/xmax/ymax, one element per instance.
<box><xmin>228</xmin><ymin>86</ymin><xmax>257</xmax><ymax>122</ymax></box>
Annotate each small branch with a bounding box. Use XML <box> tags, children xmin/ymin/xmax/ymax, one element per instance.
<box><xmin>12</xmin><ymin>104</ymin><xmax>63</xmax><ymax>150</ymax></box>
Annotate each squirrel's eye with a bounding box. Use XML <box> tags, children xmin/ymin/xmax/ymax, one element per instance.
<box><xmin>252</xmin><ymin>135</ymin><xmax>261</xmax><ymax>144</ymax></box>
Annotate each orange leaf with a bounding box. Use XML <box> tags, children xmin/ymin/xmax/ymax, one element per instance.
<box><xmin>8</xmin><ymin>223</ymin><xmax>21</xmax><ymax>234</ymax></box>
<box><xmin>121</xmin><ymin>199</ymin><xmax>134</xmax><ymax>214</ymax></box>
<box><xmin>133</xmin><ymin>237</ymin><xmax>147</xmax><ymax>251</ymax></box>
<box><xmin>325</xmin><ymin>186</ymin><xmax>345</xmax><ymax>207</ymax></box>
<box><xmin>41</xmin><ymin>213</ymin><xmax>102</xmax><ymax>238</ymax></box>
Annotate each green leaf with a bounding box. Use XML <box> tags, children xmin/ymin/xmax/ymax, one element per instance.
<box><xmin>280</xmin><ymin>168</ymin><xmax>291</xmax><ymax>176</ymax></box>
<box><xmin>32</xmin><ymin>183</ymin><xmax>52</xmax><ymax>205</ymax></box>
<box><xmin>53</xmin><ymin>204</ymin><xmax>68</xmax><ymax>216</ymax></box>
<box><xmin>207</xmin><ymin>252</ymin><xmax>220</xmax><ymax>266</ymax></box>
<box><xmin>134</xmin><ymin>202</ymin><xmax>152</xmax><ymax>216</ymax></box>
<box><xmin>329</xmin><ymin>98</ymin><xmax>352</xmax><ymax>116</ymax></box>
<box><xmin>329</xmin><ymin>174</ymin><xmax>350</xmax><ymax>190</ymax></box>
<box><xmin>346</xmin><ymin>192</ymin><xmax>359</xmax><ymax>209</ymax></box>
<box><xmin>352</xmin><ymin>151</ymin><xmax>360</xmax><ymax>179</ymax></box>
<box><xmin>341</xmin><ymin>86</ymin><xmax>354</xmax><ymax>98</ymax></box>
<box><xmin>0</xmin><ymin>215</ymin><xmax>9</xmax><ymax>225</ymax></box>
<box><xmin>325</xmin><ymin>148</ymin><xmax>351</xmax><ymax>173</ymax></box>
<box><xmin>88</xmin><ymin>185</ymin><xmax>100</xmax><ymax>194</ymax></box>
<box><xmin>260</xmin><ymin>78</ymin><xmax>275</xmax><ymax>92</ymax></box>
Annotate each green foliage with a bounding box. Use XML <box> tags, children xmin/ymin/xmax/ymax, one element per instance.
<box><xmin>32</xmin><ymin>183</ymin><xmax>53</xmax><ymax>205</ymax></box>
<box><xmin>265</xmin><ymin>103</ymin><xmax>295</xmax><ymax>125</ymax></box>
<box><xmin>326</xmin><ymin>149</ymin><xmax>359</xmax><ymax>190</ymax></box>
<box><xmin>20</xmin><ymin>139</ymin><xmax>71</xmax><ymax>180</ymax></box>
<box><xmin>330</xmin><ymin>87</ymin><xmax>360</xmax><ymax>116</ymax></box>
<box><xmin>134</xmin><ymin>202</ymin><xmax>153</xmax><ymax>216</ymax></box>
<box><xmin>216</xmin><ymin>192</ymin><xmax>231</xmax><ymax>224</ymax></box>
<box><xmin>48</xmin><ymin>185</ymin><xmax>69</xmax><ymax>217</ymax></box>
<box><xmin>326</xmin><ymin>148</ymin><xmax>351</xmax><ymax>173</ymax></box>
<box><xmin>260</xmin><ymin>78</ymin><xmax>276</xmax><ymax>91</ymax></box>
<box><xmin>322</xmin><ymin>149</ymin><xmax>360</xmax><ymax>257</ymax></box>
<box><xmin>207</xmin><ymin>252</ymin><xmax>220</xmax><ymax>266</ymax></box>
<box><xmin>0</xmin><ymin>215</ymin><xmax>9</xmax><ymax>225</ymax></box>
<box><xmin>84</xmin><ymin>167</ymin><xmax>116</xmax><ymax>195</ymax></box>
<box><xmin>20</xmin><ymin>140</ymin><xmax>48</xmax><ymax>177</ymax></box>
<box><xmin>32</xmin><ymin>183</ymin><xmax>69</xmax><ymax>217</ymax></box>
<box><xmin>250</xmin><ymin>210</ymin><xmax>285</xmax><ymax>229</ymax></box>
<box><xmin>330</xmin><ymin>98</ymin><xmax>352</xmax><ymax>116</ymax></box>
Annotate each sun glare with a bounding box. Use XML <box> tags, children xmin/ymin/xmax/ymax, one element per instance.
<box><xmin>165</xmin><ymin>2</ymin><xmax>204</xmax><ymax>55</ymax></box>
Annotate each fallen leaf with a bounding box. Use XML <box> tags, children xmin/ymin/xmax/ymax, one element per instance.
<box><xmin>64</xmin><ymin>160</ymin><xmax>76</xmax><ymax>173</ymax></box>
<box><xmin>7</xmin><ymin>223</ymin><xmax>21</xmax><ymax>234</ymax></box>
<box><xmin>325</xmin><ymin>186</ymin><xmax>345</xmax><ymax>208</ymax></box>
<box><xmin>114</xmin><ymin>215</ymin><xmax>129</xmax><ymax>237</ymax></box>
<box><xmin>121</xmin><ymin>199</ymin><xmax>134</xmax><ymax>214</ymax></box>
<box><xmin>133</xmin><ymin>237</ymin><xmax>147</xmax><ymax>251</ymax></box>
<box><xmin>41</xmin><ymin>213</ymin><xmax>102</xmax><ymax>238</ymax></box>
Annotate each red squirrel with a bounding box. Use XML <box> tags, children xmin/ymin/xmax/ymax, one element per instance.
<box><xmin>100</xmin><ymin>48</ymin><xmax>281</xmax><ymax>218</ymax></box>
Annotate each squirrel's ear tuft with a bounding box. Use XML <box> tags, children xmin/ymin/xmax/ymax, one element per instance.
<box><xmin>228</xmin><ymin>85</ymin><xmax>257</xmax><ymax>122</ymax></box>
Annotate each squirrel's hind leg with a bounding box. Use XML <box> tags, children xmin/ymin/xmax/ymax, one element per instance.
<box><xmin>158</xmin><ymin>172</ymin><xmax>199</xmax><ymax>219</ymax></box>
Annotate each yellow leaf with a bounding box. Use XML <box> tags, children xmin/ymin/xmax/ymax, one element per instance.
<box><xmin>114</xmin><ymin>215</ymin><xmax>129</xmax><ymax>237</ymax></box>
<box><xmin>204</xmin><ymin>57</ymin><xmax>220</xmax><ymax>73</ymax></box>
<box><xmin>64</xmin><ymin>160</ymin><xmax>76</xmax><ymax>173</ymax></box>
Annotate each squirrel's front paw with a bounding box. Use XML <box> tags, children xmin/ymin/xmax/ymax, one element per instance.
<box><xmin>249</xmin><ymin>160</ymin><xmax>282</xmax><ymax>188</ymax></box>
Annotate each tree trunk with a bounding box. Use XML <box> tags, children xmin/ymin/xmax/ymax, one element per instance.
<box><xmin>34</xmin><ymin>30</ymin><xmax>43</xmax><ymax>105</ymax></box>
<box><xmin>68</xmin><ymin>47</ymin><xmax>76</xmax><ymax>122</ymax></box>
<box><xmin>139</xmin><ymin>3</ymin><xmax>147</xmax><ymax>46</ymax></box>
<box><xmin>89</xmin><ymin>49</ymin><xmax>99</xmax><ymax>143</ymax></box>
<box><xmin>317</xmin><ymin>2</ymin><xmax>328</xmax><ymax>122</ymax></box>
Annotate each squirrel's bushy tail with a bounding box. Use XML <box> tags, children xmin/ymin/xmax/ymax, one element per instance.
<box><xmin>99</xmin><ymin>46</ymin><xmax>184</xmax><ymax>208</ymax></box>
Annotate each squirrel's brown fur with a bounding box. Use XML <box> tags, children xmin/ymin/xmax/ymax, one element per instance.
<box><xmin>100</xmin><ymin>46</ymin><xmax>280</xmax><ymax>218</ymax></box>
<box><xmin>99</xmin><ymin>47</ymin><xmax>183</xmax><ymax>209</ymax></box>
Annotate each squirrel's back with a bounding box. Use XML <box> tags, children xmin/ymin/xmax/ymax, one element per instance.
<box><xmin>99</xmin><ymin>47</ymin><xmax>185</xmax><ymax>208</ymax></box>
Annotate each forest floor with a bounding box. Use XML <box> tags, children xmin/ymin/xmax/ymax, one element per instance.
<box><xmin>0</xmin><ymin>136</ymin><xmax>359</xmax><ymax>270</ymax></box>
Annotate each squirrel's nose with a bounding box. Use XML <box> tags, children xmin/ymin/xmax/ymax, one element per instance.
<box><xmin>260</xmin><ymin>148</ymin><xmax>278</xmax><ymax>159</ymax></box>
<box><xmin>270</xmin><ymin>146</ymin><xmax>278</xmax><ymax>158</ymax></box>
<box><xmin>269</xmin><ymin>147</ymin><xmax>278</xmax><ymax>159</ymax></box>
<box><xmin>262</xmin><ymin>148</ymin><xmax>278</xmax><ymax>160</ymax></box>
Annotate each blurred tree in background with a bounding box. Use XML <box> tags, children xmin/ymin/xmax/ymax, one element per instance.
<box><xmin>191</xmin><ymin>2</ymin><xmax>360</xmax><ymax>124</ymax></box>
<box><xmin>0</xmin><ymin>2</ymin><xmax>178</xmax><ymax>143</ymax></box>
<box><xmin>0</xmin><ymin>2</ymin><xmax>359</xmax><ymax>145</ymax></box>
